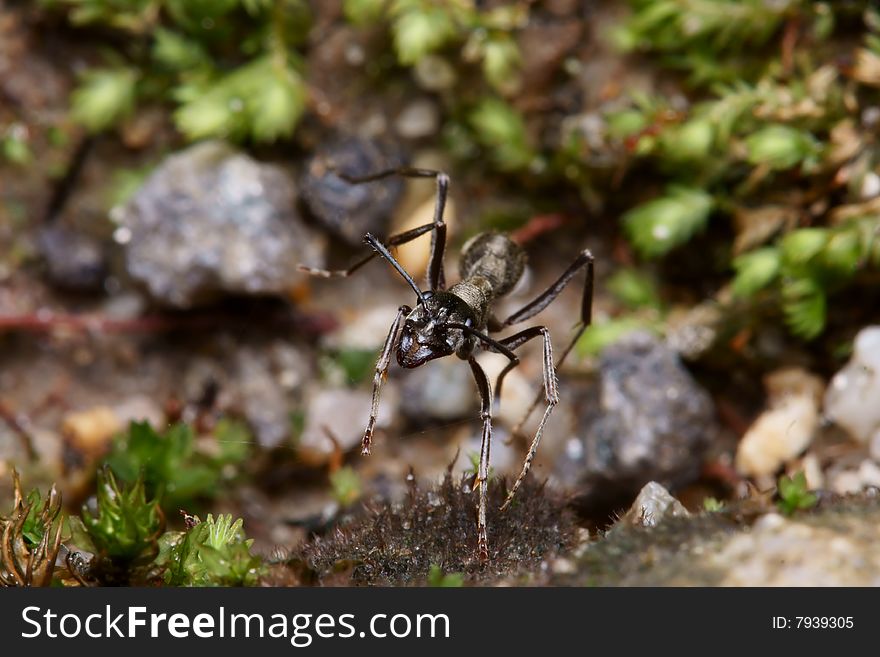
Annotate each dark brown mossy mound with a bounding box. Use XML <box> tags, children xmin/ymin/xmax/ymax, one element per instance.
<box><xmin>290</xmin><ymin>471</ymin><xmax>578</xmax><ymax>586</ymax></box>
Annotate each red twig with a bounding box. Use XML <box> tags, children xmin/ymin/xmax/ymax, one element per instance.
<box><xmin>0</xmin><ymin>310</ymin><xmax>338</xmax><ymax>336</ymax></box>
<box><xmin>510</xmin><ymin>213</ymin><xmax>568</xmax><ymax>245</ymax></box>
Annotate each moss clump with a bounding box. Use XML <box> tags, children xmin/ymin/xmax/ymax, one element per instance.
<box><xmin>295</xmin><ymin>470</ymin><xmax>578</xmax><ymax>586</ymax></box>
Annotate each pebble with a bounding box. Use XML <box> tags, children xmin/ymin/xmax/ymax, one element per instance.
<box><xmin>299</xmin><ymin>386</ymin><xmax>399</xmax><ymax>463</ymax></box>
<box><xmin>561</xmin><ymin>332</ymin><xmax>717</xmax><ymax>507</ymax></box>
<box><xmin>824</xmin><ymin>326</ymin><xmax>880</xmax><ymax>445</ymax></box>
<box><xmin>38</xmin><ymin>225</ymin><xmax>107</xmax><ymax>292</ymax></box>
<box><xmin>61</xmin><ymin>406</ymin><xmax>121</xmax><ymax>457</ymax></box>
<box><xmin>617</xmin><ymin>481</ymin><xmax>690</xmax><ymax>528</ymax></box>
<box><xmin>736</xmin><ymin>368</ymin><xmax>824</xmax><ymax>479</ymax></box>
<box><xmin>121</xmin><ymin>141</ymin><xmax>325</xmax><ymax>308</ymax></box>
<box><xmin>300</xmin><ymin>136</ymin><xmax>405</xmax><ymax>246</ymax></box>
<box><xmin>400</xmin><ymin>358</ymin><xmax>476</xmax><ymax>423</ymax></box>
<box><xmin>395</xmin><ymin>99</ymin><xmax>440</xmax><ymax>139</ymax></box>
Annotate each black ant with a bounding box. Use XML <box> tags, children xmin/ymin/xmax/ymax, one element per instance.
<box><xmin>299</xmin><ymin>167</ymin><xmax>594</xmax><ymax>561</ymax></box>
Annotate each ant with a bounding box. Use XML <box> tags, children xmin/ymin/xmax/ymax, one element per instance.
<box><xmin>299</xmin><ymin>167</ymin><xmax>594</xmax><ymax>561</ymax></box>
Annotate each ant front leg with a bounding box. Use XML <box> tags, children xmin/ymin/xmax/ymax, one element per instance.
<box><xmin>468</xmin><ymin>356</ymin><xmax>493</xmax><ymax>562</ymax></box>
<box><xmin>362</xmin><ymin>304</ymin><xmax>411</xmax><ymax>455</ymax></box>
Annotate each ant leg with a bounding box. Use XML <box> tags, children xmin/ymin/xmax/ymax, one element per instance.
<box><xmin>468</xmin><ymin>356</ymin><xmax>493</xmax><ymax>562</ymax></box>
<box><xmin>313</xmin><ymin>167</ymin><xmax>450</xmax><ymax>291</ymax></box>
<box><xmin>483</xmin><ymin>326</ymin><xmax>546</xmax><ymax>403</ymax></box>
<box><xmin>500</xmin><ymin>248</ymin><xmax>594</xmax><ymax>328</ymax></box>
<box><xmin>494</xmin><ymin>327</ymin><xmax>558</xmax><ymax>511</ymax></box>
<box><xmin>499</xmin><ymin>249</ymin><xmax>594</xmax><ymax>437</ymax></box>
<box><xmin>425</xmin><ymin>173</ymin><xmax>448</xmax><ymax>291</ymax></box>
<box><xmin>362</xmin><ymin>304</ymin><xmax>411</xmax><ymax>455</ymax></box>
<box><xmin>298</xmin><ymin>222</ymin><xmax>438</xmax><ymax>278</ymax></box>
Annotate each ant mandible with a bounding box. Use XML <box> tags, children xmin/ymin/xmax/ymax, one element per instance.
<box><xmin>299</xmin><ymin>167</ymin><xmax>594</xmax><ymax>561</ymax></box>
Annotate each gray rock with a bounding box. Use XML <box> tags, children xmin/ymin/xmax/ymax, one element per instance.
<box><xmin>299</xmin><ymin>386</ymin><xmax>399</xmax><ymax>462</ymax></box>
<box><xmin>395</xmin><ymin>99</ymin><xmax>440</xmax><ymax>139</ymax></box>
<box><xmin>400</xmin><ymin>358</ymin><xmax>476</xmax><ymax>423</ymax></box>
<box><xmin>300</xmin><ymin>136</ymin><xmax>404</xmax><ymax>246</ymax></box>
<box><xmin>235</xmin><ymin>347</ymin><xmax>292</xmax><ymax>450</ymax></box>
<box><xmin>38</xmin><ymin>225</ymin><xmax>107</xmax><ymax>292</ymax></box>
<box><xmin>121</xmin><ymin>141</ymin><xmax>324</xmax><ymax>308</ymax></box>
<box><xmin>617</xmin><ymin>481</ymin><xmax>690</xmax><ymax>528</ymax></box>
<box><xmin>560</xmin><ymin>331</ymin><xmax>717</xmax><ymax>513</ymax></box>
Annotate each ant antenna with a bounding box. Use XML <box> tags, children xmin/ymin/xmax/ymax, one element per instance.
<box><xmin>364</xmin><ymin>233</ymin><xmax>430</xmax><ymax>309</ymax></box>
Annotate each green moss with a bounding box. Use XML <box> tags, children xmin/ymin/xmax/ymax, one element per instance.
<box><xmin>156</xmin><ymin>513</ymin><xmax>265</xmax><ymax>586</ymax></box>
<box><xmin>103</xmin><ymin>420</ymin><xmax>250</xmax><ymax>512</ymax></box>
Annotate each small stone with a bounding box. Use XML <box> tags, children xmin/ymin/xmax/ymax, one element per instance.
<box><xmin>665</xmin><ymin>302</ymin><xmax>722</xmax><ymax>360</ymax></box>
<box><xmin>829</xmin><ymin>469</ymin><xmax>863</xmax><ymax>495</ymax></box>
<box><xmin>236</xmin><ymin>344</ymin><xmax>309</xmax><ymax>450</ymax></box>
<box><xmin>870</xmin><ymin>431</ymin><xmax>880</xmax><ymax>463</ymax></box>
<box><xmin>300</xmin><ymin>136</ymin><xmax>405</xmax><ymax>246</ymax></box>
<box><xmin>736</xmin><ymin>368</ymin><xmax>824</xmax><ymax>478</ymax></box>
<box><xmin>800</xmin><ymin>452</ymin><xmax>825</xmax><ymax>490</ymax></box>
<box><xmin>62</xmin><ymin>406</ymin><xmax>121</xmax><ymax>457</ymax></box>
<box><xmin>38</xmin><ymin>225</ymin><xmax>107</xmax><ymax>292</ymax></box>
<box><xmin>859</xmin><ymin>460</ymin><xmax>880</xmax><ymax>489</ymax></box>
<box><xmin>299</xmin><ymin>387</ymin><xmax>398</xmax><ymax>463</ymax></box>
<box><xmin>413</xmin><ymin>55</ymin><xmax>457</xmax><ymax>91</ymax></box>
<box><xmin>400</xmin><ymin>358</ymin><xmax>475</xmax><ymax>423</ymax></box>
<box><xmin>562</xmin><ymin>332</ymin><xmax>717</xmax><ymax>509</ymax></box>
<box><xmin>618</xmin><ymin>482</ymin><xmax>690</xmax><ymax>528</ymax></box>
<box><xmin>395</xmin><ymin>99</ymin><xmax>440</xmax><ymax>139</ymax></box>
<box><xmin>112</xmin><ymin>395</ymin><xmax>164</xmax><ymax>429</ymax></box>
<box><xmin>121</xmin><ymin>141</ymin><xmax>325</xmax><ymax>308</ymax></box>
<box><xmin>824</xmin><ymin>326</ymin><xmax>880</xmax><ymax>444</ymax></box>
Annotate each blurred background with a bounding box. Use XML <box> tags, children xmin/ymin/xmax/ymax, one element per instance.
<box><xmin>3</xmin><ymin>0</ymin><xmax>880</xmax><ymax>585</ymax></box>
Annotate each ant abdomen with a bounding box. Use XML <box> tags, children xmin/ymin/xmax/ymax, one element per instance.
<box><xmin>458</xmin><ymin>232</ymin><xmax>526</xmax><ymax>298</ymax></box>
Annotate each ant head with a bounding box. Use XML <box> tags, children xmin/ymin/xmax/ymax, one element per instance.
<box><xmin>397</xmin><ymin>293</ymin><xmax>473</xmax><ymax>368</ymax></box>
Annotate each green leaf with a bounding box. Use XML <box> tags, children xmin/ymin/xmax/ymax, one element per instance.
<box><xmin>329</xmin><ymin>466</ymin><xmax>362</xmax><ymax>507</ymax></box>
<box><xmin>660</xmin><ymin>117</ymin><xmax>715</xmax><ymax>161</ymax></box>
<box><xmin>482</xmin><ymin>36</ymin><xmax>521</xmax><ymax>94</ymax></box>
<box><xmin>782</xmin><ymin>277</ymin><xmax>826</xmax><ymax>340</ymax></box>
<box><xmin>174</xmin><ymin>57</ymin><xmax>306</xmax><ymax>143</ymax></box>
<box><xmin>745</xmin><ymin>124</ymin><xmax>821</xmax><ymax>170</ymax></box>
<box><xmin>428</xmin><ymin>564</ymin><xmax>464</xmax><ymax>587</ymax></box>
<box><xmin>623</xmin><ymin>186</ymin><xmax>714</xmax><ymax>257</ymax></box>
<box><xmin>780</xmin><ymin>228</ymin><xmax>829</xmax><ymax>267</ymax></box>
<box><xmin>468</xmin><ymin>98</ymin><xmax>533</xmax><ymax>170</ymax></box>
<box><xmin>391</xmin><ymin>4</ymin><xmax>458</xmax><ymax>65</ymax></box>
<box><xmin>777</xmin><ymin>471</ymin><xmax>817</xmax><ymax>515</ymax></box>
<box><xmin>576</xmin><ymin>317</ymin><xmax>660</xmax><ymax>357</ymax></box>
<box><xmin>605</xmin><ymin>108</ymin><xmax>648</xmax><ymax>140</ymax></box>
<box><xmin>152</xmin><ymin>28</ymin><xmax>209</xmax><ymax>71</ymax></box>
<box><xmin>157</xmin><ymin>514</ymin><xmax>264</xmax><ymax>586</ymax></box>
<box><xmin>819</xmin><ymin>229</ymin><xmax>861</xmax><ymax>278</ymax></box>
<box><xmin>71</xmin><ymin>68</ymin><xmax>138</xmax><ymax>133</ymax></box>
<box><xmin>344</xmin><ymin>0</ymin><xmax>387</xmax><ymax>25</ymax></box>
<box><xmin>81</xmin><ymin>468</ymin><xmax>163</xmax><ymax>564</ymax></box>
<box><xmin>731</xmin><ymin>247</ymin><xmax>781</xmax><ymax>297</ymax></box>
<box><xmin>104</xmin><ymin>421</ymin><xmax>220</xmax><ymax>510</ymax></box>
<box><xmin>2</xmin><ymin>132</ymin><xmax>32</xmax><ymax>166</ymax></box>
<box><xmin>249</xmin><ymin>67</ymin><xmax>307</xmax><ymax>142</ymax></box>
<box><xmin>606</xmin><ymin>269</ymin><xmax>662</xmax><ymax>309</ymax></box>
